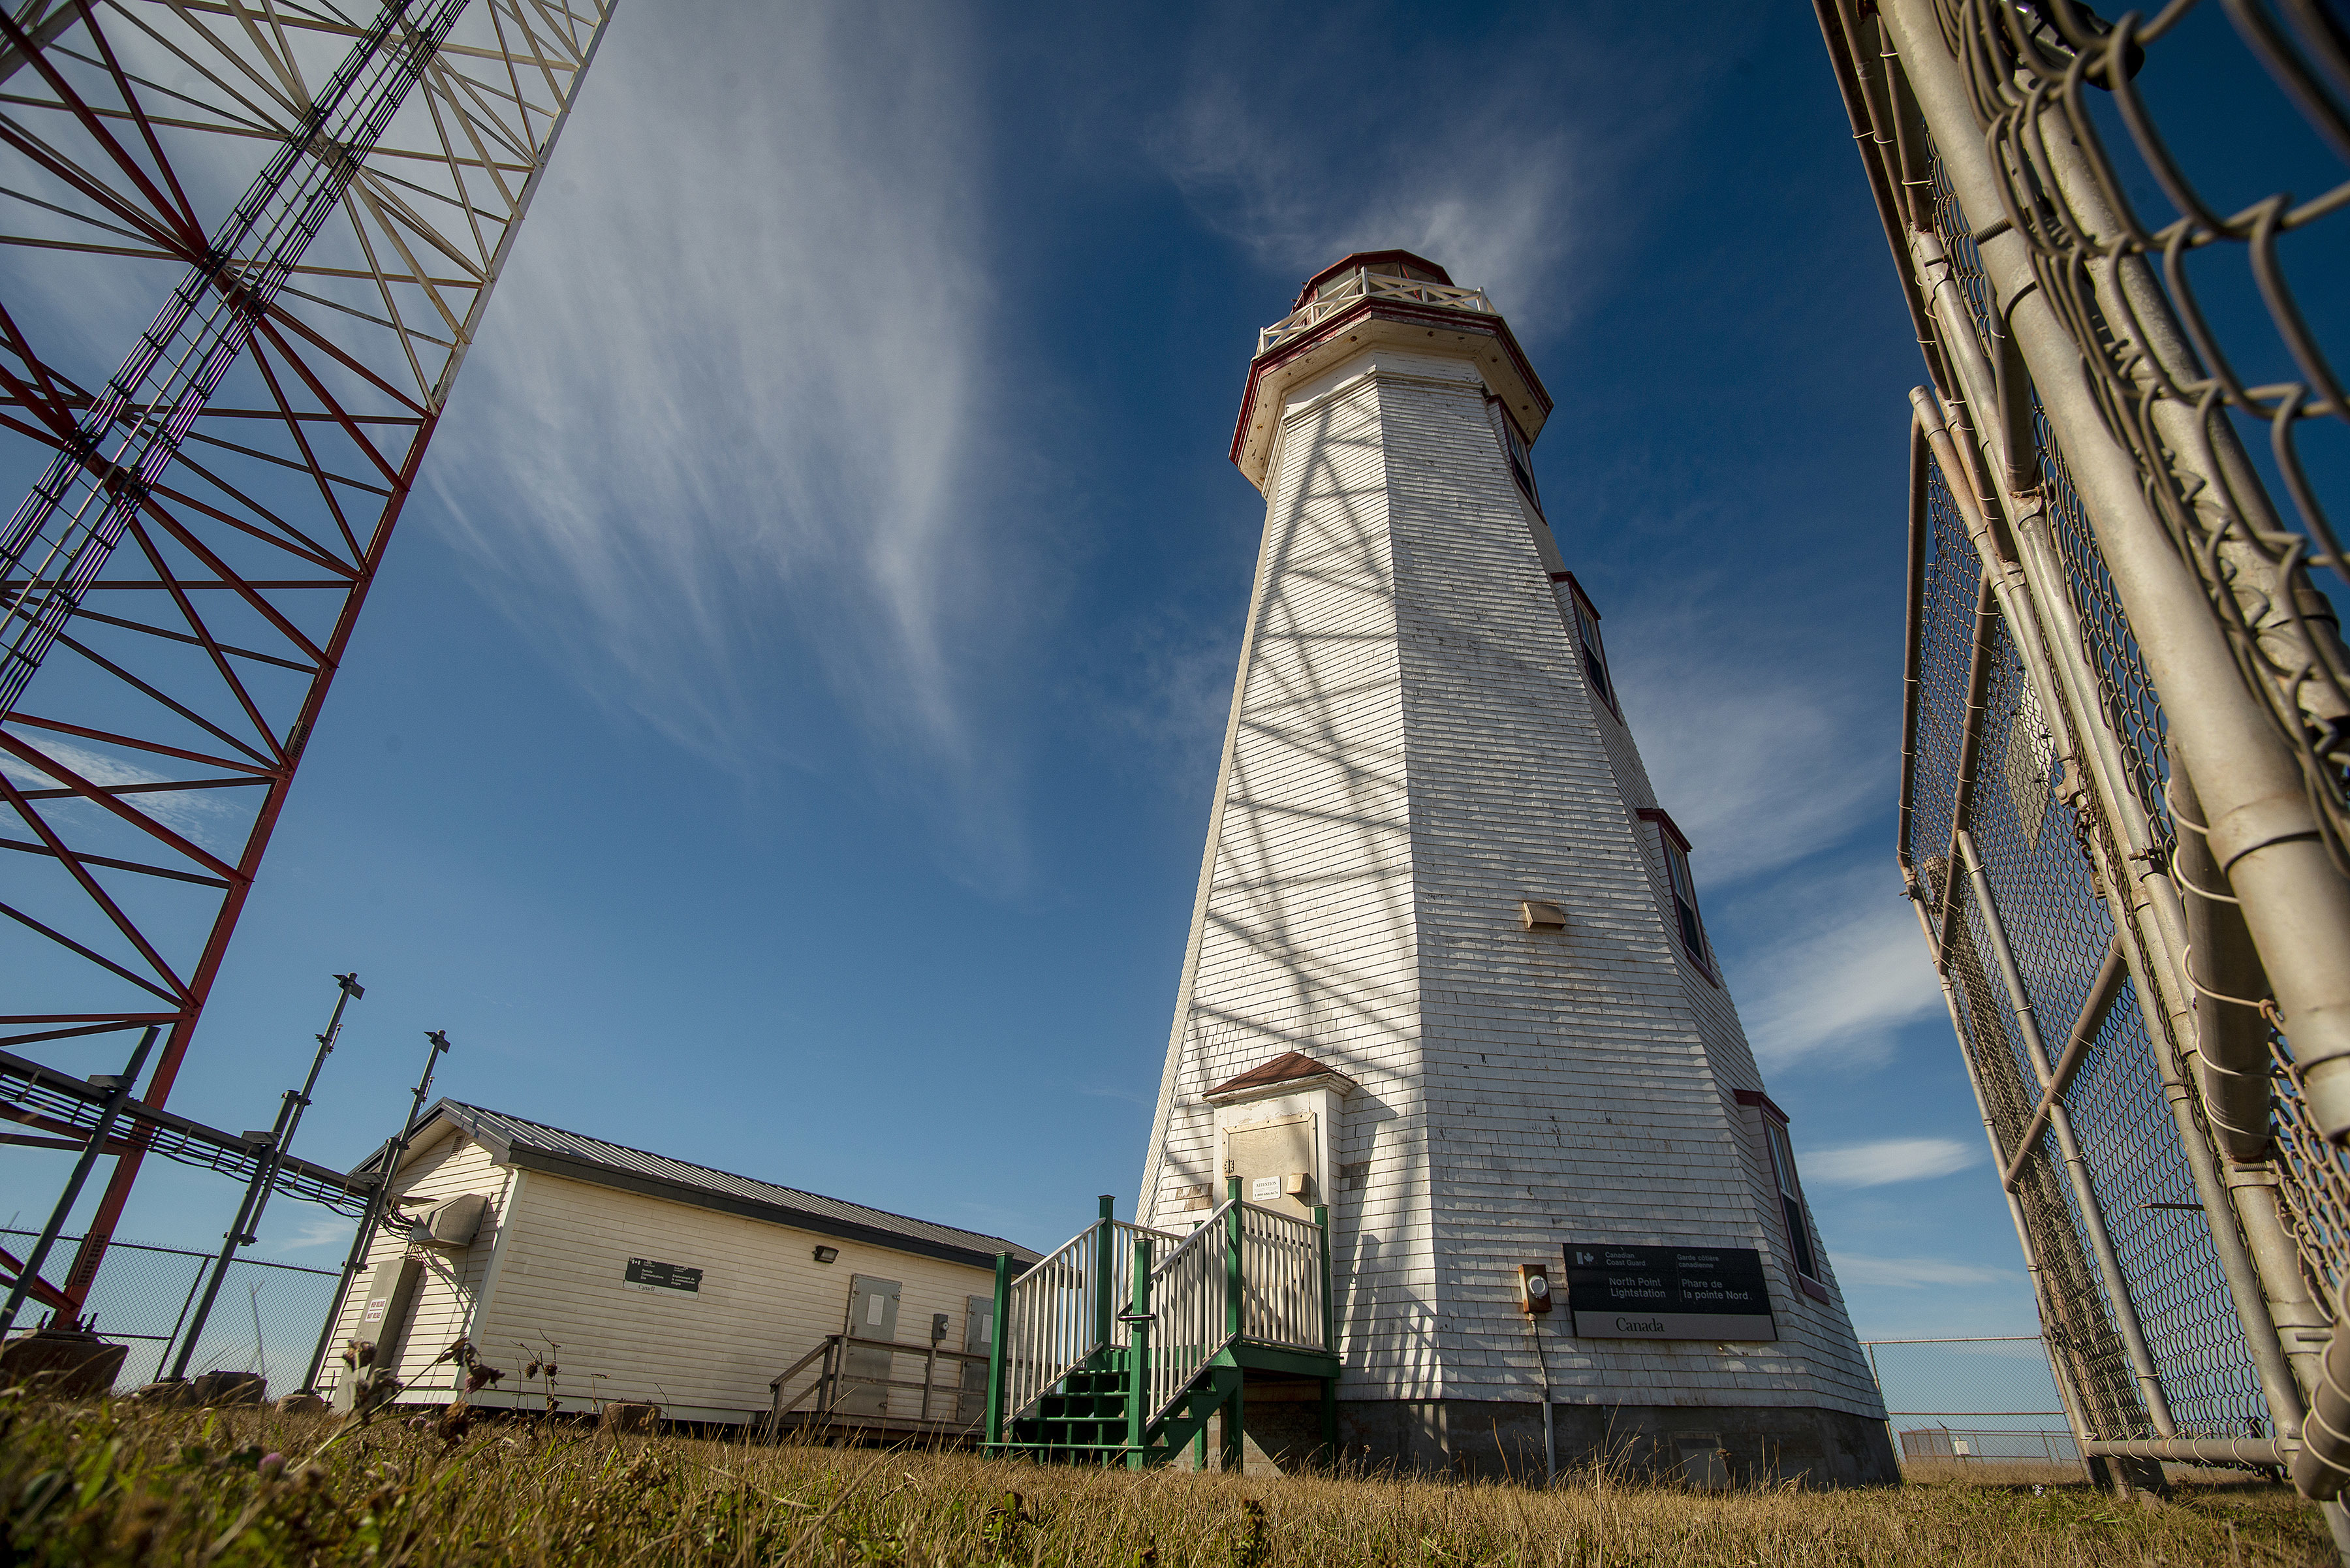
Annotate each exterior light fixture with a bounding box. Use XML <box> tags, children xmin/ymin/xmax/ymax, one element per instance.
<box><xmin>812</xmin><ymin>1246</ymin><xmax>839</xmax><ymax>1265</ymax></box>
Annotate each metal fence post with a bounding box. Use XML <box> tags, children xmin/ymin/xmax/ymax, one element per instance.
<box><xmin>1881</xmin><ymin>0</ymin><xmax>2350</xmax><ymax>1150</ymax></box>
<box><xmin>1914</xmin><ymin>900</ymin><xmax>2105</xmax><ymax>1458</ymax></box>
<box><xmin>1958</xmin><ymin>830</ymin><xmax>2175</xmax><ymax>1435</ymax></box>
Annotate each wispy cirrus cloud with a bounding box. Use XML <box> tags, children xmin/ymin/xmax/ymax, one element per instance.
<box><xmin>266</xmin><ymin>1217</ymin><xmax>352</xmax><ymax>1252</ymax></box>
<box><xmin>1146</xmin><ymin>7</ymin><xmax>1704</xmax><ymax>331</ymax></box>
<box><xmin>1806</xmin><ymin>1137</ymin><xmax>1980</xmax><ymax>1189</ymax></box>
<box><xmin>1612</xmin><ymin>599</ymin><xmax>1890</xmax><ymax>891</ymax></box>
<box><xmin>1731</xmin><ymin>876</ymin><xmax>1945</xmax><ymax>1071</ymax></box>
<box><xmin>426</xmin><ymin>1</ymin><xmax>1037</xmax><ymax>879</ymax></box>
<box><xmin>1835</xmin><ymin>1254</ymin><xmax>2018</xmax><ymax>1289</ymax></box>
<box><xmin>0</xmin><ymin>732</ymin><xmax>238</xmax><ymax>846</ymax></box>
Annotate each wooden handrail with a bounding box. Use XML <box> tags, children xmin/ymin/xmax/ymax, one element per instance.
<box><xmin>768</xmin><ymin>1330</ymin><xmax>988</xmax><ymax>1427</ymax></box>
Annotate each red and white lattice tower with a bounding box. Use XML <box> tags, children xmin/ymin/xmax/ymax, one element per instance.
<box><xmin>0</xmin><ymin>0</ymin><xmax>614</xmax><ymax>1308</ymax></box>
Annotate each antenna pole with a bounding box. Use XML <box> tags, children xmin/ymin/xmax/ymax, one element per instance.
<box><xmin>165</xmin><ymin>975</ymin><xmax>361</xmax><ymax>1383</ymax></box>
<box><xmin>299</xmin><ymin>1029</ymin><xmax>449</xmax><ymax>1395</ymax></box>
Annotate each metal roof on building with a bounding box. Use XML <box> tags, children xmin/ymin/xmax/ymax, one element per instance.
<box><xmin>388</xmin><ymin>1100</ymin><xmax>1037</xmax><ymax>1272</ymax></box>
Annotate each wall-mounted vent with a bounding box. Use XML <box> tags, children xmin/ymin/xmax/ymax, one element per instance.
<box><xmin>409</xmin><ymin>1192</ymin><xmax>488</xmax><ymax>1249</ymax></box>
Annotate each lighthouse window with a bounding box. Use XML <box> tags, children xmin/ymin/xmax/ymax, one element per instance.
<box><xmin>1561</xmin><ymin>575</ymin><xmax>1620</xmax><ymax>720</ymax></box>
<box><xmin>1637</xmin><ymin>808</ymin><xmax>1716</xmax><ymax>982</ymax></box>
<box><xmin>1489</xmin><ymin>398</ymin><xmax>1541</xmax><ymax>509</ymax></box>
<box><xmin>1762</xmin><ymin>1118</ymin><xmax>1823</xmax><ymax>1283</ymax></box>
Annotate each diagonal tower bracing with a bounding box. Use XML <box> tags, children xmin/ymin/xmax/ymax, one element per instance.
<box><xmin>0</xmin><ymin>0</ymin><xmax>614</xmax><ymax>1311</ymax></box>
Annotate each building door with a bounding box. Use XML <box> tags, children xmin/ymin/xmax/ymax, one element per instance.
<box><xmin>838</xmin><ymin>1275</ymin><xmax>900</xmax><ymax>1417</ymax></box>
<box><xmin>958</xmin><ymin>1292</ymin><xmax>993</xmax><ymax>1426</ymax></box>
<box><xmin>1225</xmin><ymin>1114</ymin><xmax>1317</xmax><ymax>1219</ymax></box>
<box><xmin>333</xmin><ymin>1254</ymin><xmax>423</xmax><ymax>1411</ymax></box>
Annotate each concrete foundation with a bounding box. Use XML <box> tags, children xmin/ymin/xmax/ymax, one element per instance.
<box><xmin>1212</xmin><ymin>1379</ymin><xmax>1898</xmax><ymax>1487</ymax></box>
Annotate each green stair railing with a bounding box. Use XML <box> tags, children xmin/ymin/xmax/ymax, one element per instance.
<box><xmin>993</xmin><ymin>1197</ymin><xmax>1176</xmax><ymax>1434</ymax></box>
<box><xmin>986</xmin><ymin>1187</ymin><xmax>1335</xmax><ymax>1469</ymax></box>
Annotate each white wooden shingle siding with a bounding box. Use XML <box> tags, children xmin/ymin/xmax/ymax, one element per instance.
<box><xmin>319</xmin><ymin>1120</ymin><xmax>1003</xmax><ymax>1424</ymax></box>
<box><xmin>1140</xmin><ymin>339</ymin><xmax>1883</xmax><ymax>1420</ymax></box>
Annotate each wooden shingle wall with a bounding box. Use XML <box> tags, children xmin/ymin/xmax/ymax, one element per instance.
<box><xmin>1139</xmin><ymin>337</ymin><xmax>1883</xmax><ymax>1421</ymax></box>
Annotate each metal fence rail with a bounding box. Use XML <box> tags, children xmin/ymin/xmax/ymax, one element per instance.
<box><xmin>1820</xmin><ymin>0</ymin><xmax>2350</xmax><ymax>1507</ymax></box>
<box><xmin>1901</xmin><ymin>1428</ymin><xmax>2084</xmax><ymax>1466</ymax></box>
<box><xmin>4</xmin><ymin>1228</ymin><xmax>336</xmax><ymax>1392</ymax></box>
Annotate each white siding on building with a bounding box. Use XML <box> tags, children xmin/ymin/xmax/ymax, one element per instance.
<box><xmin>318</xmin><ymin>1124</ymin><xmax>513</xmax><ymax>1402</ymax></box>
<box><xmin>317</xmin><ymin>1126</ymin><xmax>1003</xmax><ymax>1426</ymax></box>
<box><xmin>474</xmin><ymin>1170</ymin><xmax>997</xmax><ymax>1424</ymax></box>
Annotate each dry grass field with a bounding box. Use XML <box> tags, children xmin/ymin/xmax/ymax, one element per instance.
<box><xmin>0</xmin><ymin>1390</ymin><xmax>2336</xmax><ymax>1565</ymax></box>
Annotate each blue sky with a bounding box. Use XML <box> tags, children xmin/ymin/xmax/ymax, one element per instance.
<box><xmin>8</xmin><ymin>2</ymin><xmax>2066</xmax><ymax>1349</ymax></box>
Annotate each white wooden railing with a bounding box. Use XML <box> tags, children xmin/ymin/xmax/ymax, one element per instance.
<box><xmin>1255</xmin><ymin>268</ymin><xmax>1497</xmax><ymax>358</ymax></box>
<box><xmin>1238</xmin><ymin>1200</ymin><xmax>1326</xmax><ymax>1352</ymax></box>
<box><xmin>1140</xmin><ymin>1208</ymin><xmax>1226</xmax><ymax>1428</ymax></box>
<box><xmin>1000</xmin><ymin>1215</ymin><xmax>1176</xmax><ymax>1423</ymax></box>
<box><xmin>1142</xmin><ymin>1199</ymin><xmax>1326</xmax><ymax>1428</ymax></box>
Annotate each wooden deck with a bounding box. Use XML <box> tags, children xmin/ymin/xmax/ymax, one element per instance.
<box><xmin>767</xmin><ymin>1408</ymin><xmax>981</xmax><ymax>1447</ymax></box>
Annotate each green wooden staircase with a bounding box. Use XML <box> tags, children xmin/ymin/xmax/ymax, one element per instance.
<box><xmin>982</xmin><ymin>1186</ymin><xmax>1338</xmax><ymax>1469</ymax></box>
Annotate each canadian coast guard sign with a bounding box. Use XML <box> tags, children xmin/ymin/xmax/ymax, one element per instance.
<box><xmin>1563</xmin><ymin>1245</ymin><xmax>1778</xmax><ymax>1341</ymax></box>
<box><xmin>623</xmin><ymin>1257</ymin><xmax>703</xmax><ymax>1295</ymax></box>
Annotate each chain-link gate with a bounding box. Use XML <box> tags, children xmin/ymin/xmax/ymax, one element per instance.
<box><xmin>6</xmin><ymin>1229</ymin><xmax>338</xmax><ymax>1394</ymax></box>
<box><xmin>1816</xmin><ymin>0</ymin><xmax>2350</xmax><ymax>1518</ymax></box>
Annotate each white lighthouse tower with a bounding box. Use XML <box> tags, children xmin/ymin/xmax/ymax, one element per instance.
<box><xmin>1136</xmin><ymin>252</ymin><xmax>1894</xmax><ymax>1482</ymax></box>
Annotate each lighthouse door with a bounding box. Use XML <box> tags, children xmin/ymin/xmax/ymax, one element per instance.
<box><xmin>1224</xmin><ymin>1112</ymin><xmax>1317</xmax><ymax>1219</ymax></box>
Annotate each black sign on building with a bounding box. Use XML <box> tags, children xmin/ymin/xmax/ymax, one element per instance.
<box><xmin>623</xmin><ymin>1257</ymin><xmax>704</xmax><ymax>1294</ymax></box>
<box><xmin>1562</xmin><ymin>1244</ymin><xmax>1777</xmax><ymax>1341</ymax></box>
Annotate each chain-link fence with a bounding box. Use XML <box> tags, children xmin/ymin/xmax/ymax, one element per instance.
<box><xmin>1866</xmin><ymin>1335</ymin><xmax>2073</xmax><ymax>1430</ymax></box>
<box><xmin>1905</xmin><ymin>459</ymin><xmax>2269</xmax><ymax>1441</ymax></box>
<box><xmin>1868</xmin><ymin>1337</ymin><xmax>2089</xmax><ymax>1479</ymax></box>
<box><xmin>8</xmin><ymin>1230</ymin><xmax>338</xmax><ymax>1394</ymax></box>
<box><xmin>1822</xmin><ymin>0</ymin><xmax>2350</xmax><ymax>1499</ymax></box>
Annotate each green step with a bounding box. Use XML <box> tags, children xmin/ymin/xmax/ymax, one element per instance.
<box><xmin>999</xmin><ymin>1356</ymin><xmax>1244</xmax><ymax>1470</ymax></box>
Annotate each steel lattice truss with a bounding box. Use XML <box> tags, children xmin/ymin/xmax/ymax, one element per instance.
<box><xmin>0</xmin><ymin>0</ymin><xmax>612</xmax><ymax>1306</ymax></box>
<box><xmin>1825</xmin><ymin>0</ymin><xmax>2350</xmax><ymax>1493</ymax></box>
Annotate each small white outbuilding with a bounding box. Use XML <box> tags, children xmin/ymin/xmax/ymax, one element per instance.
<box><xmin>317</xmin><ymin>1100</ymin><xmax>1037</xmax><ymax>1428</ymax></box>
